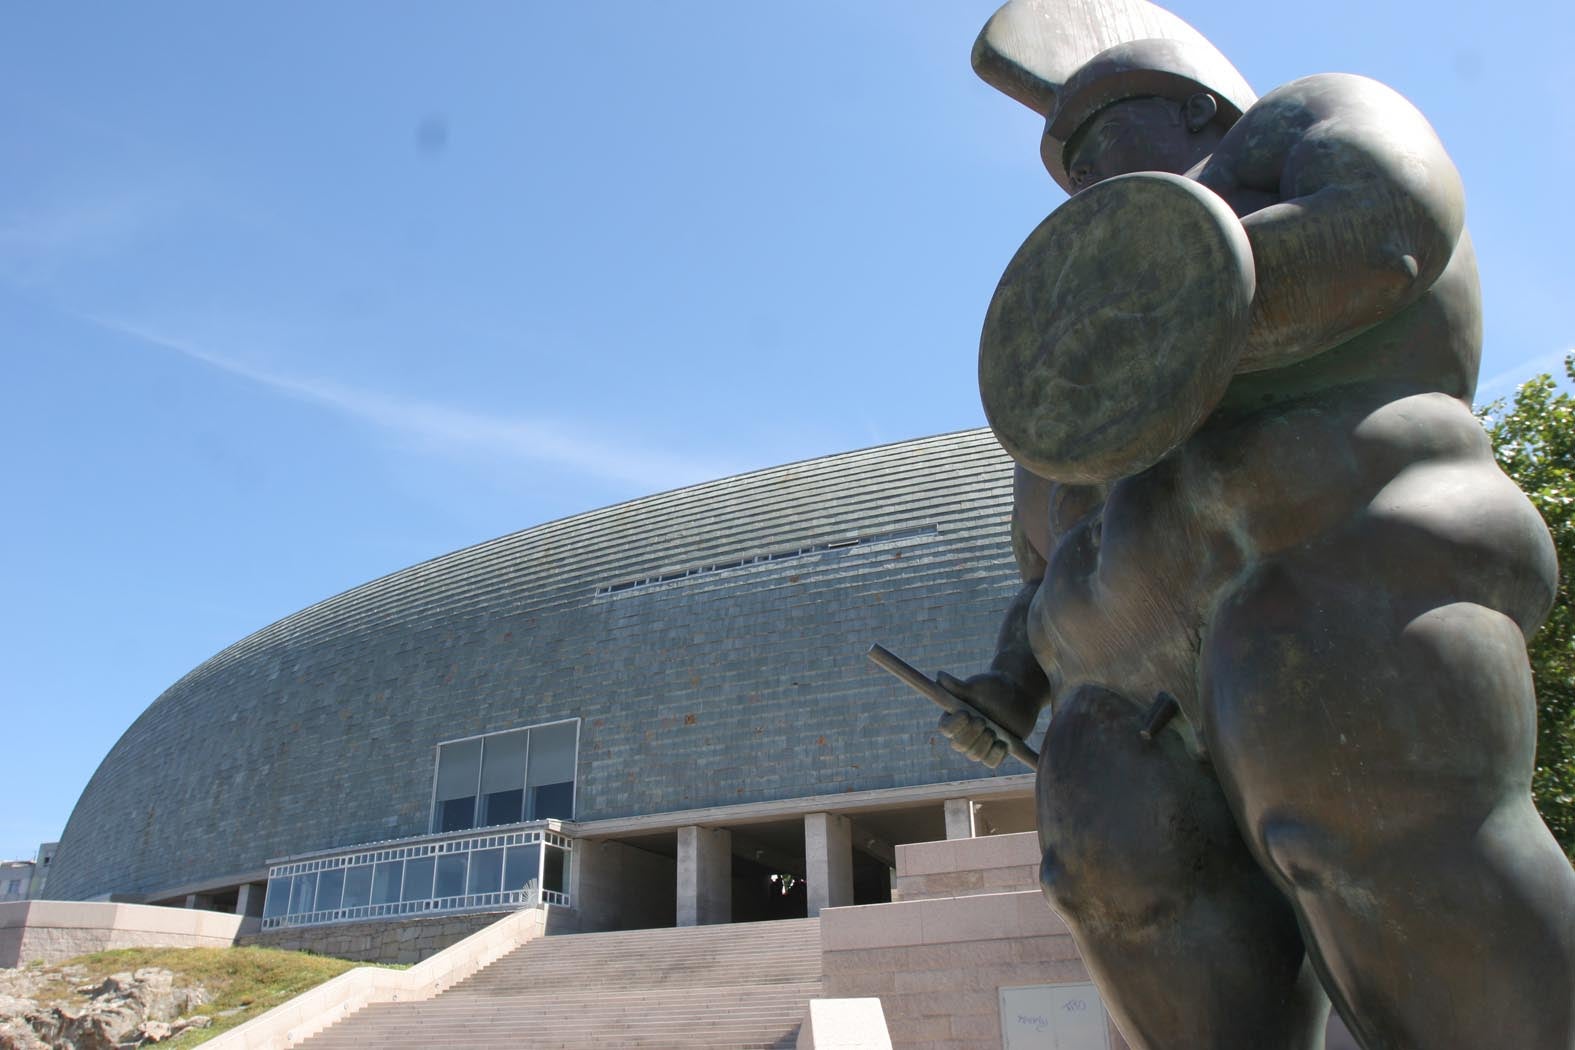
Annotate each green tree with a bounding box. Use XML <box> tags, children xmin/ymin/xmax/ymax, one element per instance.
<box><xmin>1479</xmin><ymin>354</ymin><xmax>1575</xmax><ymax>856</ymax></box>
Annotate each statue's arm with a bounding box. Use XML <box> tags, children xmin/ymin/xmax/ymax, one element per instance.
<box><xmin>938</xmin><ymin>577</ymin><xmax>1051</xmax><ymax>767</ymax></box>
<box><xmin>938</xmin><ymin>471</ymin><xmax>1059</xmax><ymax>766</ymax></box>
<box><xmin>1195</xmin><ymin>74</ymin><xmax>1466</xmax><ymax>372</ymax></box>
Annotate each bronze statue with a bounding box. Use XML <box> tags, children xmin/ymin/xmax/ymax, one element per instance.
<box><xmin>939</xmin><ymin>2</ymin><xmax>1575</xmax><ymax>1046</ymax></box>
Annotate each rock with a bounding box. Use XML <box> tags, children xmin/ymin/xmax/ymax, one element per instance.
<box><xmin>57</xmin><ymin>996</ymin><xmax>145</xmax><ymax>1050</ymax></box>
<box><xmin>0</xmin><ymin>966</ymin><xmax>208</xmax><ymax>1050</ymax></box>
<box><xmin>134</xmin><ymin>1019</ymin><xmax>172</xmax><ymax>1043</ymax></box>
<box><xmin>0</xmin><ymin>1016</ymin><xmax>51</xmax><ymax>1050</ymax></box>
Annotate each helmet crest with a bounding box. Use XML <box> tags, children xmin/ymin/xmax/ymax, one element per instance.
<box><xmin>973</xmin><ymin>0</ymin><xmax>1256</xmax><ymax>191</ymax></box>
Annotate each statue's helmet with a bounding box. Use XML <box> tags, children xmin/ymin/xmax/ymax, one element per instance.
<box><xmin>1042</xmin><ymin>37</ymin><xmax>1254</xmax><ymax>189</ymax></box>
<box><xmin>972</xmin><ymin>0</ymin><xmax>1256</xmax><ymax>193</ymax></box>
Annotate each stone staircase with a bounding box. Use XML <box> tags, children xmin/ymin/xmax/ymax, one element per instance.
<box><xmin>295</xmin><ymin>916</ymin><xmax>823</xmax><ymax>1049</ymax></box>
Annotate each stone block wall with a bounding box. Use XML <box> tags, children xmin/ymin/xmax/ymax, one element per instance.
<box><xmin>0</xmin><ymin>901</ymin><xmax>250</xmax><ymax>967</ymax></box>
<box><xmin>237</xmin><ymin>910</ymin><xmax>540</xmax><ymax>964</ymax></box>
<box><xmin>820</xmin><ymin>891</ymin><xmax>1129</xmax><ymax>1050</ymax></box>
<box><xmin>572</xmin><ymin>840</ymin><xmax>676</xmax><ymax>933</ymax></box>
<box><xmin>891</xmin><ymin>831</ymin><xmax>1039</xmax><ymax>902</ymax></box>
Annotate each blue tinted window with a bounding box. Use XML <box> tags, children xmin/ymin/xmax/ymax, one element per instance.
<box><xmin>403</xmin><ymin>857</ymin><xmax>435</xmax><ymax>902</ymax></box>
<box><xmin>263</xmin><ymin>878</ymin><xmax>290</xmax><ymax>918</ymax></box>
<box><xmin>371</xmin><ymin>862</ymin><xmax>402</xmax><ymax>905</ymax></box>
<box><xmin>467</xmin><ymin>848</ymin><xmax>503</xmax><ymax>895</ymax></box>
<box><xmin>316</xmin><ymin>868</ymin><xmax>345</xmax><ymax>912</ymax></box>
<box><xmin>288</xmin><ymin>874</ymin><xmax>316</xmax><ymax>915</ymax></box>
<box><xmin>435</xmin><ymin>854</ymin><xmax>467</xmax><ymax>899</ymax></box>
<box><xmin>503</xmin><ymin>845</ymin><xmax>540</xmax><ymax>892</ymax></box>
<box><xmin>341</xmin><ymin>865</ymin><xmax>373</xmax><ymax>908</ymax></box>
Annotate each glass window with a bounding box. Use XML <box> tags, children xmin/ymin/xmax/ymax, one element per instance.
<box><xmin>431</xmin><ymin>721</ymin><xmax>578</xmax><ymax>831</ymax></box>
<box><xmin>371</xmin><ymin>861</ymin><xmax>403</xmax><ymax>905</ymax></box>
<box><xmin>435</xmin><ymin>854</ymin><xmax>467</xmax><ymax>899</ymax></box>
<box><xmin>316</xmin><ymin>868</ymin><xmax>345</xmax><ymax>912</ymax></box>
<box><xmin>481</xmin><ymin>789</ymin><xmax>523</xmax><ymax>826</ymax></box>
<box><xmin>288</xmin><ymin>874</ymin><xmax>317</xmax><ymax>915</ymax></box>
<box><xmin>403</xmin><ymin>856</ymin><xmax>435</xmax><ymax>902</ymax></box>
<box><xmin>341</xmin><ymin>864</ymin><xmax>373</xmax><ymax>908</ymax></box>
<box><xmin>531</xmin><ymin>782</ymin><xmax>574</xmax><ymax>820</ymax></box>
<box><xmin>503</xmin><ymin>845</ymin><xmax>541</xmax><ymax>892</ymax></box>
<box><xmin>467</xmin><ymin>848</ymin><xmax>503</xmax><ymax>895</ymax></box>
<box><xmin>544</xmin><ymin>845</ymin><xmax>567</xmax><ymax>895</ymax></box>
<box><xmin>526</xmin><ymin>721</ymin><xmax>577</xmax><ymax>820</ymax></box>
<box><xmin>263</xmin><ymin>877</ymin><xmax>290</xmax><ymax>918</ymax></box>
<box><xmin>437</xmin><ymin>798</ymin><xmax>475</xmax><ymax>832</ymax></box>
<box><xmin>433</xmin><ymin>737</ymin><xmax>482</xmax><ymax>832</ymax></box>
<box><xmin>480</xmin><ymin>731</ymin><xmax>528</xmax><ymax>827</ymax></box>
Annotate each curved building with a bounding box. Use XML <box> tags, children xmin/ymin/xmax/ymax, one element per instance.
<box><xmin>49</xmin><ymin>429</ymin><xmax>1036</xmax><ymax>935</ymax></box>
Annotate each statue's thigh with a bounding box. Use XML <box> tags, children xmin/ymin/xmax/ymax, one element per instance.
<box><xmin>1037</xmin><ymin>684</ymin><xmax>1264</xmax><ymax>923</ymax></box>
<box><xmin>1036</xmin><ymin>685</ymin><xmax>1324</xmax><ymax>1050</ymax></box>
<box><xmin>1201</xmin><ymin>557</ymin><xmax>1539</xmax><ymax>875</ymax></box>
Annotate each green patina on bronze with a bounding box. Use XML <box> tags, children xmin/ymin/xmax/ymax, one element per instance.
<box><xmin>979</xmin><ymin>172</ymin><xmax>1253</xmax><ymax>484</ymax></box>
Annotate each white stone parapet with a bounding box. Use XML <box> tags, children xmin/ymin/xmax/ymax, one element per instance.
<box><xmin>0</xmin><ymin>899</ymin><xmax>253</xmax><ymax>967</ymax></box>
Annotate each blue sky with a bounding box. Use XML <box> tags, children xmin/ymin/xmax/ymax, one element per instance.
<box><xmin>3</xmin><ymin>0</ymin><xmax>1571</xmax><ymax>863</ymax></box>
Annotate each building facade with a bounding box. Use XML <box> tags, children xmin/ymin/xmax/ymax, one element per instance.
<box><xmin>26</xmin><ymin>844</ymin><xmax>55</xmax><ymax>901</ymax></box>
<box><xmin>0</xmin><ymin>862</ymin><xmax>33</xmax><ymax>903</ymax></box>
<box><xmin>48</xmin><ymin>430</ymin><xmax>1038</xmax><ymax>934</ymax></box>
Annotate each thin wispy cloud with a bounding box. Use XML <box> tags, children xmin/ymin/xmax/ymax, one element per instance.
<box><xmin>1478</xmin><ymin>348</ymin><xmax>1574</xmax><ymax>401</ymax></box>
<box><xmin>92</xmin><ymin>316</ymin><xmax>738</xmax><ymax>493</ymax></box>
<box><xmin>0</xmin><ymin>192</ymin><xmax>175</xmax><ymax>289</ymax></box>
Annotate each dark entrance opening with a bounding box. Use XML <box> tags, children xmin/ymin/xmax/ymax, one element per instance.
<box><xmin>731</xmin><ymin>853</ymin><xmax>807</xmax><ymax>922</ymax></box>
<box><xmin>852</xmin><ymin>849</ymin><xmax>891</xmax><ymax>906</ymax></box>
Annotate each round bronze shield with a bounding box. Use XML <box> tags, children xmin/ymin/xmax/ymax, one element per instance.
<box><xmin>979</xmin><ymin>172</ymin><xmax>1255</xmax><ymax>484</ymax></box>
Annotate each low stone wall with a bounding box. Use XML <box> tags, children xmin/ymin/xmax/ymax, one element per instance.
<box><xmin>890</xmin><ymin>831</ymin><xmax>1038</xmax><ymax>902</ymax></box>
<box><xmin>0</xmin><ymin>901</ymin><xmax>252</xmax><ymax>967</ymax></box>
<box><xmin>237</xmin><ymin>906</ymin><xmax>580</xmax><ymax>964</ymax></box>
<box><xmin>820</xmin><ymin>890</ymin><xmax>1129</xmax><ymax>1050</ymax></box>
<box><xmin>239</xmin><ymin>912</ymin><xmax>503</xmax><ymax>964</ymax></box>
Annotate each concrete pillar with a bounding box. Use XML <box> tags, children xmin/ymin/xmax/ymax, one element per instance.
<box><xmin>235</xmin><ymin>883</ymin><xmax>265</xmax><ymax>917</ymax></box>
<box><xmin>804</xmin><ymin>812</ymin><xmax>853</xmax><ymax>916</ymax></box>
<box><xmin>183</xmin><ymin>894</ymin><xmax>201</xmax><ymax>910</ymax></box>
<box><xmin>676</xmin><ymin>826</ymin><xmax>731</xmax><ymax>926</ymax></box>
<box><xmin>944</xmin><ymin>798</ymin><xmax>977</xmax><ymax>840</ymax></box>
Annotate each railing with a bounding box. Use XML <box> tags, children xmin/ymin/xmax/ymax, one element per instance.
<box><xmin>264</xmin><ymin>886</ymin><xmax>572</xmax><ymax>930</ymax></box>
<box><xmin>261</xmin><ymin>825</ymin><xmax>573</xmax><ymax>931</ymax></box>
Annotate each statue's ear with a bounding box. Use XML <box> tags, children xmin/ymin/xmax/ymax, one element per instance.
<box><xmin>1184</xmin><ymin>92</ymin><xmax>1219</xmax><ymax>132</ymax></box>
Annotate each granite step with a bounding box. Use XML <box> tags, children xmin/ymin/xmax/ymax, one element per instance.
<box><xmin>294</xmin><ymin>917</ymin><xmax>823</xmax><ymax>1049</ymax></box>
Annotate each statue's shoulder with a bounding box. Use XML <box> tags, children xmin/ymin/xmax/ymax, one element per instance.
<box><xmin>1234</xmin><ymin>73</ymin><xmax>1443</xmax><ymax>149</ymax></box>
<box><xmin>1214</xmin><ymin>73</ymin><xmax>1457</xmax><ymax>196</ymax></box>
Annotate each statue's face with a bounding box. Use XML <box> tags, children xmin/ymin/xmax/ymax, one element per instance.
<box><xmin>1062</xmin><ymin>96</ymin><xmax>1221</xmax><ymax>191</ymax></box>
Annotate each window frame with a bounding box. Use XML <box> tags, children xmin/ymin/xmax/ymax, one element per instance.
<box><xmin>427</xmin><ymin>717</ymin><xmax>580</xmax><ymax>834</ymax></box>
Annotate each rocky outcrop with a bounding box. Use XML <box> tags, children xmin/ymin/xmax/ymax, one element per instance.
<box><xmin>0</xmin><ymin>967</ymin><xmax>209</xmax><ymax>1049</ymax></box>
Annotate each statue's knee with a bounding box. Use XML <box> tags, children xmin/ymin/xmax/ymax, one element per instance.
<box><xmin>1038</xmin><ymin>834</ymin><xmax>1185</xmax><ymax>927</ymax></box>
<box><xmin>1254</xmin><ymin>814</ymin><xmax>1347</xmax><ymax>893</ymax></box>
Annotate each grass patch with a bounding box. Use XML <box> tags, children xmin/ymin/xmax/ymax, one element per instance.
<box><xmin>30</xmin><ymin>946</ymin><xmax>403</xmax><ymax>1047</ymax></box>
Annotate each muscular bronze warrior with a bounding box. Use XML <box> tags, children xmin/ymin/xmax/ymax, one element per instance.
<box><xmin>940</xmin><ymin>3</ymin><xmax>1575</xmax><ymax>1047</ymax></box>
